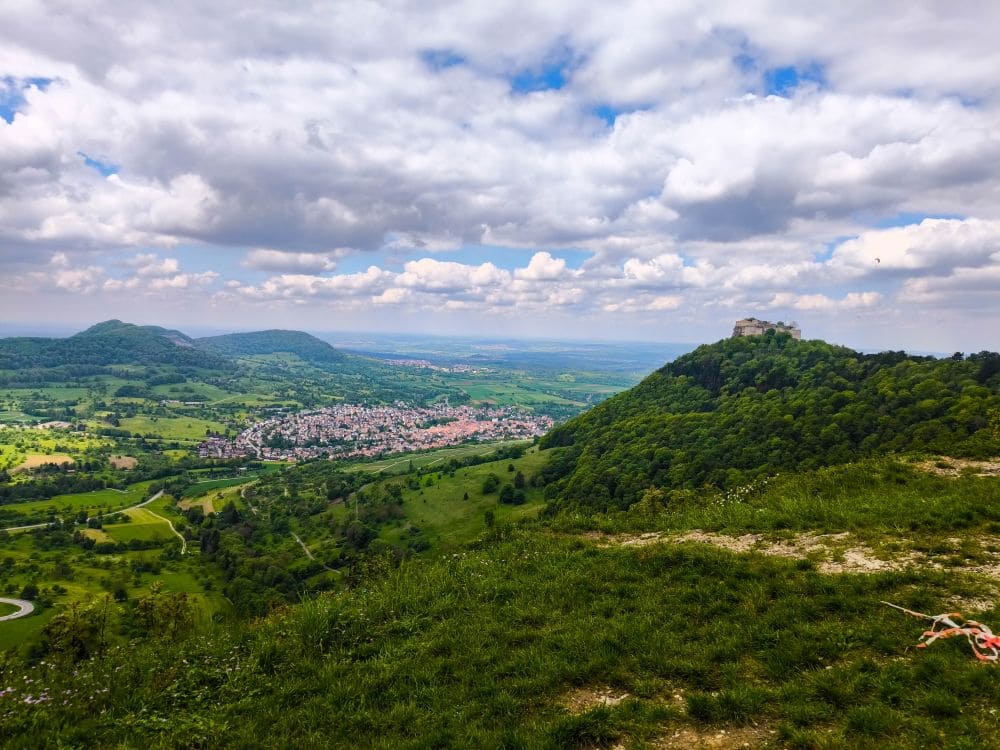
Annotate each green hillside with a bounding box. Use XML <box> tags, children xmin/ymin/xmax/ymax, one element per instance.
<box><xmin>541</xmin><ymin>333</ymin><xmax>1000</xmax><ymax>510</ymax></box>
<box><xmin>4</xmin><ymin>460</ymin><xmax>1000</xmax><ymax>748</ymax></box>
<box><xmin>195</xmin><ymin>330</ymin><xmax>346</xmax><ymax>363</ymax></box>
<box><xmin>0</xmin><ymin>320</ymin><xmax>229</xmax><ymax>370</ymax></box>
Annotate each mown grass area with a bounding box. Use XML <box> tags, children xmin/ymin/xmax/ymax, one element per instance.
<box><xmin>341</xmin><ymin>441</ymin><xmax>526</xmax><ymax>474</ymax></box>
<box><xmin>114</xmin><ymin>415</ymin><xmax>228</xmax><ymax>441</ymax></box>
<box><xmin>104</xmin><ymin>508</ymin><xmax>173</xmax><ymax>544</ymax></box>
<box><xmin>0</xmin><ymin>602</ymin><xmax>17</xmax><ymax>617</ymax></box>
<box><xmin>180</xmin><ymin>466</ymin><xmax>282</xmax><ymax>498</ymax></box>
<box><xmin>458</xmin><ymin>380</ymin><xmax>579</xmax><ymax>407</ymax></box>
<box><xmin>2</xmin><ymin>531</ymin><xmax>997</xmax><ymax>748</ymax></box>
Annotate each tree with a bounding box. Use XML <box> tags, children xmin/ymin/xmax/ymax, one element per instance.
<box><xmin>499</xmin><ymin>484</ymin><xmax>515</xmax><ymax>504</ymax></box>
<box><xmin>482</xmin><ymin>473</ymin><xmax>501</xmax><ymax>494</ymax></box>
<box><xmin>513</xmin><ymin>470</ymin><xmax>525</xmax><ymax>489</ymax></box>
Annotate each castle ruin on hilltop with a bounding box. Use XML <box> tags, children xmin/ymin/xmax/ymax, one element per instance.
<box><xmin>732</xmin><ymin>318</ymin><xmax>801</xmax><ymax>340</ymax></box>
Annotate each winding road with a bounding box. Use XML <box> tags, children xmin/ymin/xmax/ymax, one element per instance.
<box><xmin>2</xmin><ymin>490</ymin><xmax>164</xmax><ymax>533</ymax></box>
<box><xmin>0</xmin><ymin>598</ymin><xmax>35</xmax><ymax>622</ymax></box>
<box><xmin>0</xmin><ymin>489</ymin><xmax>179</xmax><ymax>623</ymax></box>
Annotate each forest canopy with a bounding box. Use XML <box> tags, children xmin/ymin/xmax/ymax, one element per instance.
<box><xmin>541</xmin><ymin>334</ymin><xmax>1000</xmax><ymax>510</ymax></box>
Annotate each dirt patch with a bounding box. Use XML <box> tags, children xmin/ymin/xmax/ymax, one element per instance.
<box><xmin>177</xmin><ymin>496</ymin><xmax>214</xmax><ymax>514</ymax></box>
<box><xmin>81</xmin><ymin>527</ymin><xmax>113</xmax><ymax>543</ymax></box>
<box><xmin>109</xmin><ymin>454</ymin><xmax>138</xmax><ymax>470</ymax></box>
<box><xmin>652</xmin><ymin>725</ymin><xmax>772</xmax><ymax>749</ymax></box>
<box><xmin>917</xmin><ymin>456</ymin><xmax>1000</xmax><ymax>477</ymax></box>
<box><xmin>585</xmin><ymin>530</ymin><xmax>1000</xmax><ymax>579</ymax></box>
<box><xmin>561</xmin><ymin>686</ymin><xmax>631</xmax><ymax>714</ymax></box>
<box><xmin>11</xmin><ymin>453</ymin><xmax>74</xmax><ymax>473</ymax></box>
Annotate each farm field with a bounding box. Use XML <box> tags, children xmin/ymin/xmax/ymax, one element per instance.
<box><xmin>104</xmin><ymin>508</ymin><xmax>175</xmax><ymax>544</ymax></box>
<box><xmin>114</xmin><ymin>416</ymin><xmax>229</xmax><ymax>441</ymax></box>
<box><xmin>1</xmin><ymin>480</ymin><xmax>158</xmax><ymax>526</ymax></box>
<box><xmin>342</xmin><ymin>441</ymin><xmax>526</xmax><ymax>474</ymax></box>
<box><xmin>0</xmin><ymin>428</ymin><xmax>108</xmax><ymax>471</ymax></box>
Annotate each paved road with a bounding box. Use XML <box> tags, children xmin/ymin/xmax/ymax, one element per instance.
<box><xmin>0</xmin><ymin>598</ymin><xmax>35</xmax><ymax>622</ymax></box>
<box><xmin>1</xmin><ymin>490</ymin><xmax>164</xmax><ymax>533</ymax></box>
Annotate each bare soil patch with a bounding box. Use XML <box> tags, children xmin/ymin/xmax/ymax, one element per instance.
<box><xmin>917</xmin><ymin>456</ymin><xmax>1000</xmax><ymax>477</ymax></box>
<box><xmin>81</xmin><ymin>527</ymin><xmax>114</xmax><ymax>543</ymax></box>
<box><xmin>177</xmin><ymin>496</ymin><xmax>214</xmax><ymax>514</ymax></box>
<box><xmin>586</xmin><ymin>530</ymin><xmax>1000</xmax><ymax>580</ymax></box>
<box><xmin>11</xmin><ymin>453</ymin><xmax>74</xmax><ymax>473</ymax></box>
<box><xmin>561</xmin><ymin>686</ymin><xmax>631</xmax><ymax>714</ymax></box>
<box><xmin>109</xmin><ymin>454</ymin><xmax>138</xmax><ymax>470</ymax></box>
<box><xmin>651</xmin><ymin>725</ymin><xmax>772</xmax><ymax>749</ymax></box>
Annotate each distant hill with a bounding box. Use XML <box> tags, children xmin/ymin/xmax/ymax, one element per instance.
<box><xmin>0</xmin><ymin>321</ymin><xmax>347</xmax><ymax>370</ymax></box>
<box><xmin>0</xmin><ymin>320</ymin><xmax>229</xmax><ymax>370</ymax></box>
<box><xmin>195</xmin><ymin>330</ymin><xmax>345</xmax><ymax>363</ymax></box>
<box><xmin>540</xmin><ymin>333</ymin><xmax>1000</xmax><ymax>510</ymax></box>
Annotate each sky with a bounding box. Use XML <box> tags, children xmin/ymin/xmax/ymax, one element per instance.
<box><xmin>1</xmin><ymin>1</ymin><xmax>1000</xmax><ymax>352</ymax></box>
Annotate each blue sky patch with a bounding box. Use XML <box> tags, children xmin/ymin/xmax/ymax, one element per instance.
<box><xmin>508</xmin><ymin>42</ymin><xmax>579</xmax><ymax>94</ymax></box>
<box><xmin>510</xmin><ymin>63</ymin><xmax>567</xmax><ymax>93</ymax></box>
<box><xmin>0</xmin><ymin>76</ymin><xmax>53</xmax><ymax>123</ymax></box>
<box><xmin>764</xmin><ymin>63</ymin><xmax>826</xmax><ymax>96</ymax></box>
<box><xmin>816</xmin><ymin>236</ymin><xmax>855</xmax><ymax>261</ymax></box>
<box><xmin>420</xmin><ymin>49</ymin><xmax>465</xmax><ymax>71</ymax></box>
<box><xmin>733</xmin><ymin>52</ymin><xmax>757</xmax><ymax>74</ymax></box>
<box><xmin>591</xmin><ymin>104</ymin><xmax>620</xmax><ymax>126</ymax></box>
<box><xmin>78</xmin><ymin>151</ymin><xmax>120</xmax><ymax>177</ymax></box>
<box><xmin>873</xmin><ymin>212</ymin><xmax>963</xmax><ymax>229</ymax></box>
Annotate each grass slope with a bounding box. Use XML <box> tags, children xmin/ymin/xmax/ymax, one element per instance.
<box><xmin>2</xmin><ymin>529</ymin><xmax>997</xmax><ymax>748</ymax></box>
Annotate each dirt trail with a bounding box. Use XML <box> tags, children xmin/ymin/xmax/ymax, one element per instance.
<box><xmin>143</xmin><ymin>504</ymin><xmax>186</xmax><ymax>554</ymax></box>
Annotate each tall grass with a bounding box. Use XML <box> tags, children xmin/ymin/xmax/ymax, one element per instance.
<box><xmin>2</xmin><ymin>530</ymin><xmax>997</xmax><ymax>748</ymax></box>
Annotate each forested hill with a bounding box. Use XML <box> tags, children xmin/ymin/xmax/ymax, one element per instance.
<box><xmin>0</xmin><ymin>320</ymin><xmax>230</xmax><ymax>369</ymax></box>
<box><xmin>195</xmin><ymin>329</ymin><xmax>345</xmax><ymax>363</ymax></box>
<box><xmin>541</xmin><ymin>333</ymin><xmax>1000</xmax><ymax>510</ymax></box>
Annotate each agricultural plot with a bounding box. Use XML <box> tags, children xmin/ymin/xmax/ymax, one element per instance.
<box><xmin>342</xmin><ymin>441</ymin><xmax>526</xmax><ymax>474</ymax></box>
<box><xmin>1</xmin><ymin>480</ymin><xmax>156</xmax><ymax>524</ymax></box>
<box><xmin>0</xmin><ymin>428</ymin><xmax>108</xmax><ymax>471</ymax></box>
<box><xmin>104</xmin><ymin>508</ymin><xmax>174</xmax><ymax>544</ymax></box>
<box><xmin>115</xmin><ymin>415</ymin><xmax>229</xmax><ymax>441</ymax></box>
<box><xmin>11</xmin><ymin>453</ymin><xmax>74</xmax><ymax>472</ymax></box>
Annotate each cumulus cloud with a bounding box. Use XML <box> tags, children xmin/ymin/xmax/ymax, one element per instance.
<box><xmin>513</xmin><ymin>251</ymin><xmax>569</xmax><ymax>281</ymax></box>
<box><xmin>243</xmin><ymin>249</ymin><xmax>339</xmax><ymax>273</ymax></box>
<box><xmin>2</xmin><ymin>2</ymin><xmax>1000</xmax><ymax>347</ymax></box>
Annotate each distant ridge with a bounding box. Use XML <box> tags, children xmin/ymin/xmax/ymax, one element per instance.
<box><xmin>0</xmin><ymin>321</ymin><xmax>345</xmax><ymax>369</ymax></box>
<box><xmin>195</xmin><ymin>329</ymin><xmax>345</xmax><ymax>363</ymax></box>
<box><xmin>0</xmin><ymin>319</ymin><xmax>227</xmax><ymax>369</ymax></box>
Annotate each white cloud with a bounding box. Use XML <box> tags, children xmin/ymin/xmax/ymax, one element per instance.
<box><xmin>243</xmin><ymin>249</ymin><xmax>338</xmax><ymax>273</ymax></box>
<box><xmin>2</xmin><ymin>2</ymin><xmax>1000</xmax><ymax>348</ymax></box>
<box><xmin>514</xmin><ymin>251</ymin><xmax>569</xmax><ymax>281</ymax></box>
<box><xmin>766</xmin><ymin>291</ymin><xmax>882</xmax><ymax>311</ymax></box>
